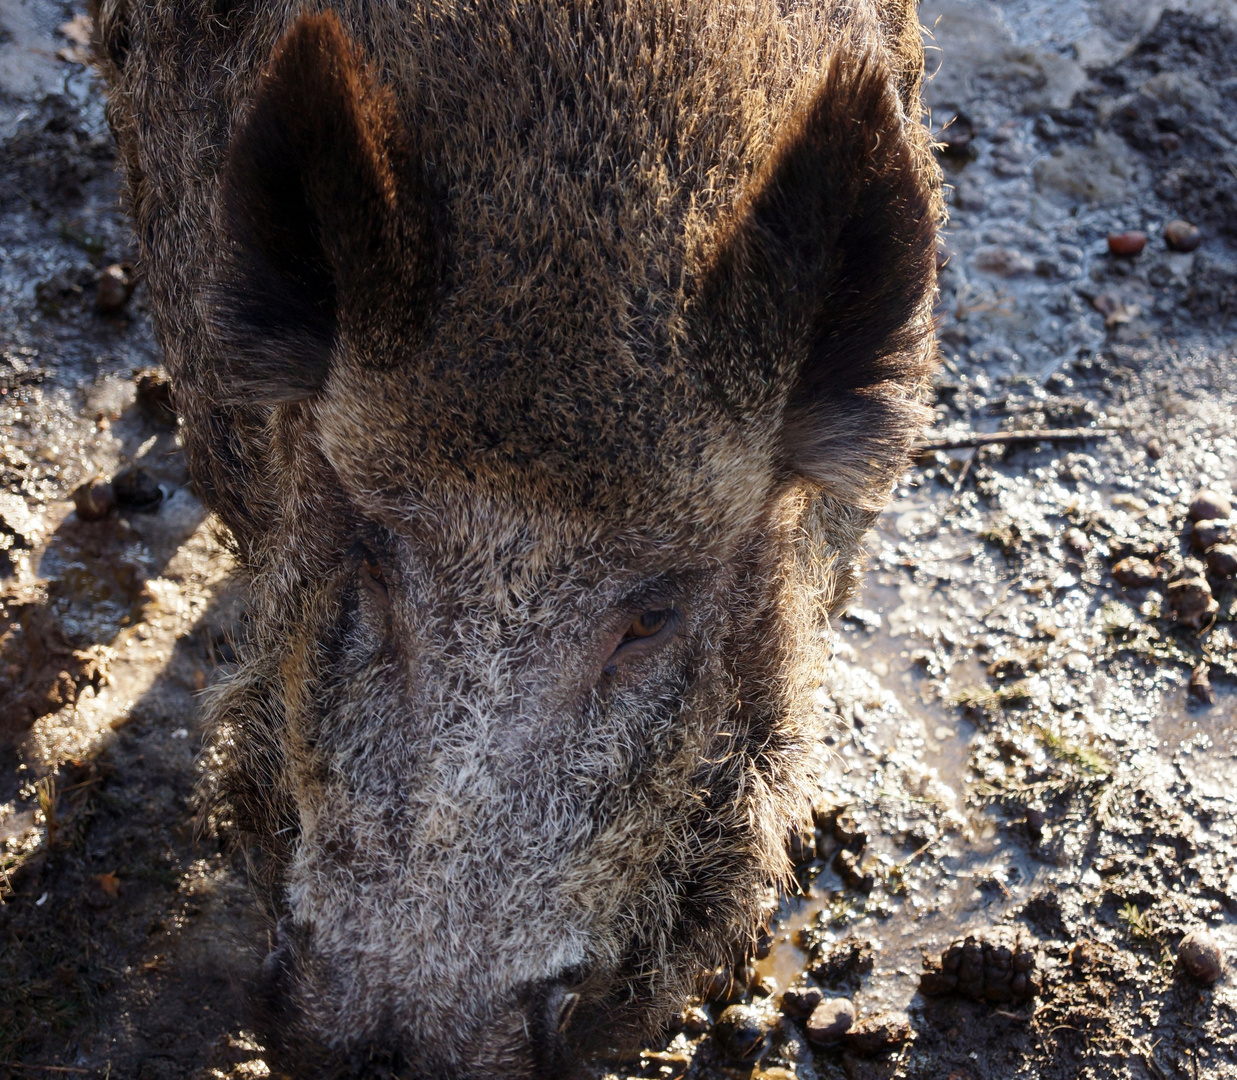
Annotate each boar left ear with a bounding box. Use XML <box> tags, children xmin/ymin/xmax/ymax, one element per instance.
<box><xmin>700</xmin><ymin>47</ymin><xmax>939</xmax><ymax>508</ymax></box>
<box><xmin>213</xmin><ymin>12</ymin><xmax>437</xmax><ymax>404</ymax></box>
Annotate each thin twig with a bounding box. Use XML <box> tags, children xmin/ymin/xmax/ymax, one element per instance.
<box><xmin>919</xmin><ymin>427</ymin><xmax>1123</xmax><ymax>451</ymax></box>
<box><xmin>0</xmin><ymin>1065</ymin><xmax>94</xmax><ymax>1075</ymax></box>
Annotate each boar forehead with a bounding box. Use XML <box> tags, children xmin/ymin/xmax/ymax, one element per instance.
<box><xmin>313</xmin><ymin>355</ymin><xmax>780</xmax><ymax>540</ymax></box>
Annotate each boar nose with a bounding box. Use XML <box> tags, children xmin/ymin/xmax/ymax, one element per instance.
<box><xmin>520</xmin><ymin>975</ymin><xmax>584</xmax><ymax>1077</ymax></box>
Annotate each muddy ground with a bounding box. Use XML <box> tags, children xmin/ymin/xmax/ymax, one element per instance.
<box><xmin>1</xmin><ymin>1</ymin><xmax>1235</xmax><ymax>1077</ymax></box>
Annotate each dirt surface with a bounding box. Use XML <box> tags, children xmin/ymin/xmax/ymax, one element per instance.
<box><xmin>2</xmin><ymin>2</ymin><xmax>1235</xmax><ymax>1078</ymax></box>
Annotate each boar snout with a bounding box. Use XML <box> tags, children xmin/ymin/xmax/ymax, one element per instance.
<box><xmin>256</xmin><ymin>918</ymin><xmax>587</xmax><ymax>1078</ymax></box>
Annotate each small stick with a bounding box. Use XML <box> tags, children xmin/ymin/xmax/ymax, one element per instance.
<box><xmin>919</xmin><ymin>427</ymin><xmax>1122</xmax><ymax>452</ymax></box>
<box><xmin>0</xmin><ymin>1066</ymin><xmax>94</xmax><ymax>1075</ymax></box>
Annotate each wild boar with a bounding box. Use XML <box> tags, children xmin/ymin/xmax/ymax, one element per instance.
<box><xmin>91</xmin><ymin>0</ymin><xmax>940</xmax><ymax>1074</ymax></box>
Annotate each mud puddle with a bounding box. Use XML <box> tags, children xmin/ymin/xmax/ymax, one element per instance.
<box><xmin>2</xmin><ymin>1</ymin><xmax>1237</xmax><ymax>1078</ymax></box>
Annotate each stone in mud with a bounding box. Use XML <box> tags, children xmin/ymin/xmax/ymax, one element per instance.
<box><xmin>812</xmin><ymin>798</ymin><xmax>842</xmax><ymax>833</ymax></box>
<box><xmin>1063</xmin><ymin>528</ymin><xmax>1092</xmax><ymax>557</ymax></box>
<box><xmin>754</xmin><ymin>926</ymin><xmax>774</xmax><ymax>960</ymax></box>
<box><xmin>73</xmin><ymin>476</ymin><xmax>115</xmax><ymax>520</ymax></box>
<box><xmin>1188</xmin><ymin>663</ymin><xmax>1214</xmax><ymax>706</ymax></box>
<box><xmin>714</xmin><ymin>1004</ymin><xmax>771</xmax><ymax>1062</ymax></box>
<box><xmin>680</xmin><ymin>1005</ymin><xmax>711</xmax><ymax>1035</ymax></box>
<box><xmin>135</xmin><ymin>369</ymin><xmax>177</xmax><ymax>427</ymax></box>
<box><xmin>95</xmin><ymin>262</ymin><xmax>135</xmax><ymax>313</ymax></box>
<box><xmin>112</xmin><ymin>467</ymin><xmax>164</xmax><ymax>512</ymax></box>
<box><xmin>805</xmin><ymin>997</ymin><xmax>854</xmax><ymax>1046</ymax></box>
<box><xmin>1206</xmin><ymin>544</ymin><xmax>1237</xmax><ymax>578</ymax></box>
<box><xmin>1025</xmin><ymin>805</ymin><xmax>1046</xmax><ymax>842</ymax></box>
<box><xmin>787</xmin><ymin>823</ymin><xmax>816</xmax><ymax>866</ymax></box>
<box><xmin>972</xmin><ymin>245</ymin><xmax>1035</xmax><ymax>277</ymax></box>
<box><xmin>1166</xmin><ymin>575</ymin><xmax>1217</xmax><ymax>629</ymax></box>
<box><xmin>1177</xmin><ymin>930</ymin><xmax>1224</xmax><ymax>984</ymax></box>
<box><xmin>808</xmin><ymin>937</ymin><xmax>875</xmax><ymax>989</ymax></box>
<box><xmin>1191</xmin><ymin>518</ymin><xmax>1231</xmax><ymax>550</ymax></box>
<box><xmin>833</xmin><ymin>808</ymin><xmax>867</xmax><ymax>849</ymax></box>
<box><xmin>1107</xmin><ymin>231</ymin><xmax>1146</xmax><ymax>256</ymax></box>
<box><xmin>1113</xmin><ymin>556</ymin><xmax>1158</xmax><ymax>587</ymax></box>
<box><xmin>936</xmin><ymin>109</ymin><xmax>975</xmax><ymax>158</ymax></box>
<box><xmin>834</xmin><ymin>848</ymin><xmax>876</xmax><ymax>893</ymax></box>
<box><xmin>702</xmin><ymin>964</ymin><xmax>749</xmax><ymax>1005</ymax></box>
<box><xmin>1164</xmin><ymin>219</ymin><xmax>1202</xmax><ymax>253</ymax></box>
<box><xmin>842</xmin><ymin>1013</ymin><xmax>914</xmax><ymax>1056</ymax></box>
<box><xmin>1189</xmin><ymin>489</ymin><xmax>1231</xmax><ymax>521</ymax></box>
<box><xmin>765</xmin><ymin>1020</ymin><xmax>813</xmax><ymax>1067</ymax></box>
<box><xmin>919</xmin><ymin>930</ymin><xmax>1038</xmax><ymax>1004</ymax></box>
<box><xmin>780</xmin><ymin>980</ymin><xmax>824</xmax><ymax>1019</ymax></box>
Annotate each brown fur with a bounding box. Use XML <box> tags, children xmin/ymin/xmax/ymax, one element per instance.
<box><xmin>91</xmin><ymin>1</ymin><xmax>940</xmax><ymax>1075</ymax></box>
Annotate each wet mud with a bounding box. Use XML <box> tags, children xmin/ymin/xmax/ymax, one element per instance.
<box><xmin>1</xmin><ymin>1</ymin><xmax>1235</xmax><ymax>1077</ymax></box>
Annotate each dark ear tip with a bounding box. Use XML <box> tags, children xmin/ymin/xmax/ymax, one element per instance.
<box><xmin>700</xmin><ymin>38</ymin><xmax>939</xmax><ymax>505</ymax></box>
<box><xmin>211</xmin><ymin>8</ymin><xmax>434</xmax><ymax>404</ymax></box>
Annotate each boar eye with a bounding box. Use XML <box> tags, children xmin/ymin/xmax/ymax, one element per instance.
<box><xmin>623</xmin><ymin>609</ymin><xmax>672</xmax><ymax>641</ymax></box>
<box><xmin>603</xmin><ymin>608</ymin><xmax>681</xmax><ymax>674</ymax></box>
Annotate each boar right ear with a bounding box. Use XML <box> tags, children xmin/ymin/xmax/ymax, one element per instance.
<box><xmin>699</xmin><ymin>45</ymin><xmax>939</xmax><ymax>509</ymax></box>
<box><xmin>214</xmin><ymin>13</ymin><xmax>437</xmax><ymax>403</ymax></box>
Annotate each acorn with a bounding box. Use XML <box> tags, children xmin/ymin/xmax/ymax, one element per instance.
<box><xmin>1107</xmin><ymin>231</ymin><xmax>1146</xmax><ymax>257</ymax></box>
<box><xmin>1164</xmin><ymin>220</ymin><xmax>1202</xmax><ymax>253</ymax></box>
<box><xmin>73</xmin><ymin>476</ymin><xmax>115</xmax><ymax>520</ymax></box>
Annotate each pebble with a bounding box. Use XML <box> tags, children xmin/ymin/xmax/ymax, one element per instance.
<box><xmin>1113</xmin><ymin>557</ymin><xmax>1158</xmax><ymax>588</ymax></box>
<box><xmin>680</xmin><ymin>1005</ymin><xmax>711</xmax><ymax>1035</ymax></box>
<box><xmin>1166</xmin><ymin>575</ymin><xmax>1217</xmax><ymax>630</ymax></box>
<box><xmin>1063</xmin><ymin>528</ymin><xmax>1092</xmax><ymax>557</ymax></box>
<box><xmin>135</xmin><ymin>369</ymin><xmax>177</xmax><ymax>426</ymax></box>
<box><xmin>805</xmin><ymin>997</ymin><xmax>855</xmax><ymax>1046</ymax></box>
<box><xmin>832</xmin><ymin>808</ymin><xmax>867</xmax><ymax>849</ymax></box>
<box><xmin>1025</xmin><ymin>806</ymin><xmax>1046</xmax><ymax>842</ymax></box>
<box><xmin>1107</xmin><ymin>231</ymin><xmax>1146</xmax><ymax>256</ymax></box>
<box><xmin>754</xmin><ymin>926</ymin><xmax>774</xmax><ymax>961</ymax></box>
<box><xmin>1188</xmin><ymin>663</ymin><xmax>1215</xmax><ymax>706</ymax></box>
<box><xmin>808</xmin><ymin>937</ymin><xmax>874</xmax><ymax>988</ymax></box>
<box><xmin>1191</xmin><ymin>518</ymin><xmax>1231</xmax><ymax>550</ymax></box>
<box><xmin>1189</xmin><ymin>489</ymin><xmax>1232</xmax><ymax>522</ymax></box>
<box><xmin>780</xmin><ymin>981</ymin><xmax>824</xmax><ymax>1019</ymax></box>
<box><xmin>842</xmin><ymin>1013</ymin><xmax>914</xmax><ymax>1056</ymax></box>
<box><xmin>113</xmin><ymin>467</ymin><xmax>164</xmax><ymax>513</ymax></box>
<box><xmin>753</xmin><ymin>1070</ymin><xmax>797</xmax><ymax>1080</ymax></box>
<box><xmin>96</xmin><ymin>262</ymin><xmax>135</xmax><ymax>312</ymax></box>
<box><xmin>1177</xmin><ymin>930</ymin><xmax>1224</xmax><ymax>984</ymax></box>
<box><xmin>834</xmin><ymin>848</ymin><xmax>876</xmax><ymax>893</ymax></box>
<box><xmin>937</xmin><ymin>110</ymin><xmax>975</xmax><ymax>157</ymax></box>
<box><xmin>973</xmin><ymin>245</ymin><xmax>1035</xmax><ymax>277</ymax></box>
<box><xmin>702</xmin><ymin>965</ymin><xmax>746</xmax><ymax>1005</ymax></box>
<box><xmin>714</xmin><ymin>1004</ymin><xmax>771</xmax><ymax>1061</ymax></box>
<box><xmin>787</xmin><ymin>824</ymin><xmax>816</xmax><ymax>866</ymax></box>
<box><xmin>1144</xmin><ymin>436</ymin><xmax>1163</xmax><ymax>459</ymax></box>
<box><xmin>811</xmin><ymin>799</ymin><xmax>841</xmax><ymax>832</ymax></box>
<box><xmin>73</xmin><ymin>476</ymin><xmax>115</xmax><ymax>520</ymax></box>
<box><xmin>1206</xmin><ymin>544</ymin><xmax>1237</xmax><ymax>577</ymax></box>
<box><xmin>1164</xmin><ymin>219</ymin><xmax>1202</xmax><ymax>253</ymax></box>
<box><xmin>752</xmin><ymin>975</ymin><xmax>777</xmax><ymax>998</ymax></box>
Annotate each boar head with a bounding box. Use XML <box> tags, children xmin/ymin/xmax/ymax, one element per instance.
<box><xmin>200</xmin><ymin>7</ymin><xmax>937</xmax><ymax>1077</ymax></box>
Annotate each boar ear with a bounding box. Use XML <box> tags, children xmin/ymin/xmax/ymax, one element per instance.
<box><xmin>702</xmin><ymin>48</ymin><xmax>939</xmax><ymax>508</ymax></box>
<box><xmin>214</xmin><ymin>12</ymin><xmax>436</xmax><ymax>403</ymax></box>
